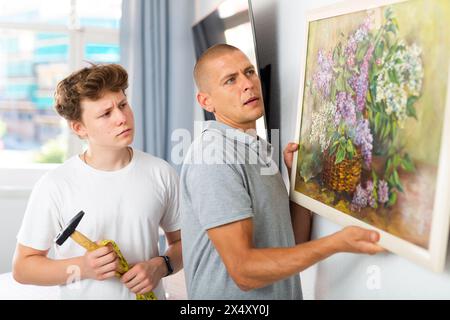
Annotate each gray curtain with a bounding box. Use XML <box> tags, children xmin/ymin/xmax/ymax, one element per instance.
<box><xmin>120</xmin><ymin>0</ymin><xmax>195</xmax><ymax>167</ymax></box>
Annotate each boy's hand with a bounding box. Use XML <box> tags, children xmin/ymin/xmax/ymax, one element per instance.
<box><xmin>82</xmin><ymin>244</ymin><xmax>119</xmax><ymax>281</ymax></box>
<box><xmin>121</xmin><ymin>257</ymin><xmax>166</xmax><ymax>295</ymax></box>
<box><xmin>333</xmin><ymin>226</ymin><xmax>385</xmax><ymax>255</ymax></box>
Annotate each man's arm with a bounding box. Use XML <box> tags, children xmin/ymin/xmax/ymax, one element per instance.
<box><xmin>207</xmin><ymin>218</ymin><xmax>382</xmax><ymax>291</ymax></box>
<box><xmin>13</xmin><ymin>243</ymin><xmax>119</xmax><ymax>286</ymax></box>
<box><xmin>290</xmin><ymin>201</ymin><xmax>312</xmax><ymax>244</ymax></box>
<box><xmin>284</xmin><ymin>142</ymin><xmax>313</xmax><ymax>244</ymax></box>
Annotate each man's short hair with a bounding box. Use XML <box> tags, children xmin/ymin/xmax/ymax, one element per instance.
<box><xmin>54</xmin><ymin>63</ymin><xmax>128</xmax><ymax>122</ymax></box>
<box><xmin>193</xmin><ymin>44</ymin><xmax>241</xmax><ymax>91</ymax></box>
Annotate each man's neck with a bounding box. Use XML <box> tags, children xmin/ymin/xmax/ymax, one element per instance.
<box><xmin>81</xmin><ymin>145</ymin><xmax>132</xmax><ymax>171</ymax></box>
<box><xmin>214</xmin><ymin>117</ymin><xmax>256</xmax><ymax>133</ymax></box>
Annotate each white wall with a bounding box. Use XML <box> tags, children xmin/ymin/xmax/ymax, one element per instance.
<box><xmin>0</xmin><ymin>191</ymin><xmax>29</xmax><ymax>273</ymax></box>
<box><xmin>195</xmin><ymin>0</ymin><xmax>450</xmax><ymax>299</ymax></box>
<box><xmin>195</xmin><ymin>0</ymin><xmax>221</xmax><ymax>22</ymax></box>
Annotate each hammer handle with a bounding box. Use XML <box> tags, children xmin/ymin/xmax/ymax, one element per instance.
<box><xmin>71</xmin><ymin>231</ymin><xmax>100</xmax><ymax>252</ymax></box>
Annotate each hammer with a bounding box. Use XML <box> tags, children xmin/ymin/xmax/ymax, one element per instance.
<box><xmin>54</xmin><ymin>211</ymin><xmax>100</xmax><ymax>251</ymax></box>
<box><xmin>54</xmin><ymin>210</ymin><xmax>157</xmax><ymax>299</ymax></box>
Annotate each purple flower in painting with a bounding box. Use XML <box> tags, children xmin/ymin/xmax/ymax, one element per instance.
<box><xmin>354</xmin><ymin>119</ymin><xmax>373</xmax><ymax>168</ymax></box>
<box><xmin>345</xmin><ymin>38</ymin><xmax>357</xmax><ymax>68</ymax></box>
<box><xmin>351</xmin><ymin>44</ymin><xmax>375</xmax><ymax>113</ymax></box>
<box><xmin>378</xmin><ymin>180</ymin><xmax>389</xmax><ymax>204</ymax></box>
<box><xmin>354</xmin><ymin>17</ymin><xmax>371</xmax><ymax>42</ymax></box>
<box><xmin>351</xmin><ymin>183</ymin><xmax>368</xmax><ymax>211</ymax></box>
<box><xmin>344</xmin><ymin>17</ymin><xmax>371</xmax><ymax>68</ymax></box>
<box><xmin>313</xmin><ymin>50</ymin><xmax>334</xmax><ymax>98</ymax></box>
<box><xmin>335</xmin><ymin>92</ymin><xmax>357</xmax><ymax>127</ymax></box>
<box><xmin>365</xmin><ymin>180</ymin><xmax>377</xmax><ymax>208</ymax></box>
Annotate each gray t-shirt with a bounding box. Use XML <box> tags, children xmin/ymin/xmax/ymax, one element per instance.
<box><xmin>180</xmin><ymin>121</ymin><xmax>302</xmax><ymax>300</ymax></box>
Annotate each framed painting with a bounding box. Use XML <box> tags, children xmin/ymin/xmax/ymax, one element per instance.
<box><xmin>290</xmin><ymin>0</ymin><xmax>450</xmax><ymax>272</ymax></box>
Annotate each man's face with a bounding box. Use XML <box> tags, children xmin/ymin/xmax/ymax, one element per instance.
<box><xmin>200</xmin><ymin>51</ymin><xmax>264</xmax><ymax>129</ymax></box>
<box><xmin>74</xmin><ymin>90</ymin><xmax>135</xmax><ymax>149</ymax></box>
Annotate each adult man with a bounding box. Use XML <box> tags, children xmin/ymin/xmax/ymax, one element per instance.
<box><xmin>13</xmin><ymin>64</ymin><xmax>182</xmax><ymax>299</ymax></box>
<box><xmin>180</xmin><ymin>44</ymin><xmax>383</xmax><ymax>299</ymax></box>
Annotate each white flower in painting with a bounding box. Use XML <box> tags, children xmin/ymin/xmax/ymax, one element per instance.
<box><xmin>310</xmin><ymin>101</ymin><xmax>337</xmax><ymax>152</ymax></box>
<box><xmin>375</xmin><ymin>41</ymin><xmax>423</xmax><ymax>126</ymax></box>
<box><xmin>404</xmin><ymin>43</ymin><xmax>424</xmax><ymax>96</ymax></box>
<box><xmin>384</xmin><ymin>83</ymin><xmax>408</xmax><ymax>126</ymax></box>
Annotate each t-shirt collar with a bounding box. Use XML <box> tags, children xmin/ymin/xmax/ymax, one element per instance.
<box><xmin>202</xmin><ymin>120</ymin><xmax>273</xmax><ymax>165</ymax></box>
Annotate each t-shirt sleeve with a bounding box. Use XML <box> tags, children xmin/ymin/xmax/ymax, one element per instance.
<box><xmin>16</xmin><ymin>174</ymin><xmax>62</xmax><ymax>251</ymax></box>
<box><xmin>184</xmin><ymin>163</ymin><xmax>254</xmax><ymax>231</ymax></box>
<box><xmin>159</xmin><ymin>166</ymin><xmax>181</xmax><ymax>233</ymax></box>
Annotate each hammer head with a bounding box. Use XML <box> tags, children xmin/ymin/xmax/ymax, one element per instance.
<box><xmin>54</xmin><ymin>211</ymin><xmax>85</xmax><ymax>246</ymax></box>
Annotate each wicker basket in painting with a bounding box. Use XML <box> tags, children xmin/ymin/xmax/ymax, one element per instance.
<box><xmin>322</xmin><ymin>149</ymin><xmax>362</xmax><ymax>194</ymax></box>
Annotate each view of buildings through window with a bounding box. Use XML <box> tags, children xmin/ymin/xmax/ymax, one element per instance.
<box><xmin>0</xmin><ymin>0</ymin><xmax>122</xmax><ymax>165</ymax></box>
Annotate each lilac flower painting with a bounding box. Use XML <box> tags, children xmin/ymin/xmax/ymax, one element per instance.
<box><xmin>290</xmin><ymin>0</ymin><xmax>450</xmax><ymax>271</ymax></box>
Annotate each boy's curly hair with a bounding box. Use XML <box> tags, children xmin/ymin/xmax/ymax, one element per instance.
<box><xmin>54</xmin><ymin>64</ymin><xmax>128</xmax><ymax>122</ymax></box>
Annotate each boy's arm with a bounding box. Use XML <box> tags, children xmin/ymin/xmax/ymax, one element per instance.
<box><xmin>162</xmin><ymin>229</ymin><xmax>182</xmax><ymax>274</ymax></box>
<box><xmin>13</xmin><ymin>243</ymin><xmax>119</xmax><ymax>286</ymax></box>
<box><xmin>121</xmin><ymin>230</ymin><xmax>182</xmax><ymax>295</ymax></box>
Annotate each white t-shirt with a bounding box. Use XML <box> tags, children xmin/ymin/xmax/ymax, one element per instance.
<box><xmin>17</xmin><ymin>149</ymin><xmax>180</xmax><ymax>300</ymax></box>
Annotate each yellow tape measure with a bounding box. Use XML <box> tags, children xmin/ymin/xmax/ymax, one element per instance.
<box><xmin>98</xmin><ymin>240</ymin><xmax>158</xmax><ymax>300</ymax></box>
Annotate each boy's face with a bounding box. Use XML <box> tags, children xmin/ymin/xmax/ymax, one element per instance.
<box><xmin>198</xmin><ymin>50</ymin><xmax>264</xmax><ymax>130</ymax></box>
<box><xmin>72</xmin><ymin>90</ymin><xmax>135</xmax><ymax>149</ymax></box>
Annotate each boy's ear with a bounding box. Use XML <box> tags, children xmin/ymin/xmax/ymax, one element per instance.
<box><xmin>197</xmin><ymin>92</ymin><xmax>215</xmax><ymax>113</ymax></box>
<box><xmin>70</xmin><ymin>120</ymin><xmax>87</xmax><ymax>139</ymax></box>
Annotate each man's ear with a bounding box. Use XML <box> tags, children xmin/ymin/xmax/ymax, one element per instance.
<box><xmin>70</xmin><ymin>120</ymin><xmax>87</xmax><ymax>139</ymax></box>
<box><xmin>197</xmin><ymin>92</ymin><xmax>215</xmax><ymax>113</ymax></box>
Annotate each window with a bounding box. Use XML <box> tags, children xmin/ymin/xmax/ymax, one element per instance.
<box><xmin>76</xmin><ymin>0</ymin><xmax>122</xmax><ymax>29</ymax></box>
<box><xmin>0</xmin><ymin>0</ymin><xmax>122</xmax><ymax>166</ymax></box>
<box><xmin>0</xmin><ymin>0</ymin><xmax>71</xmax><ymax>25</ymax></box>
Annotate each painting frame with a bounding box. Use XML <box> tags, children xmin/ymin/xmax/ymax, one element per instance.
<box><xmin>290</xmin><ymin>0</ymin><xmax>450</xmax><ymax>272</ymax></box>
